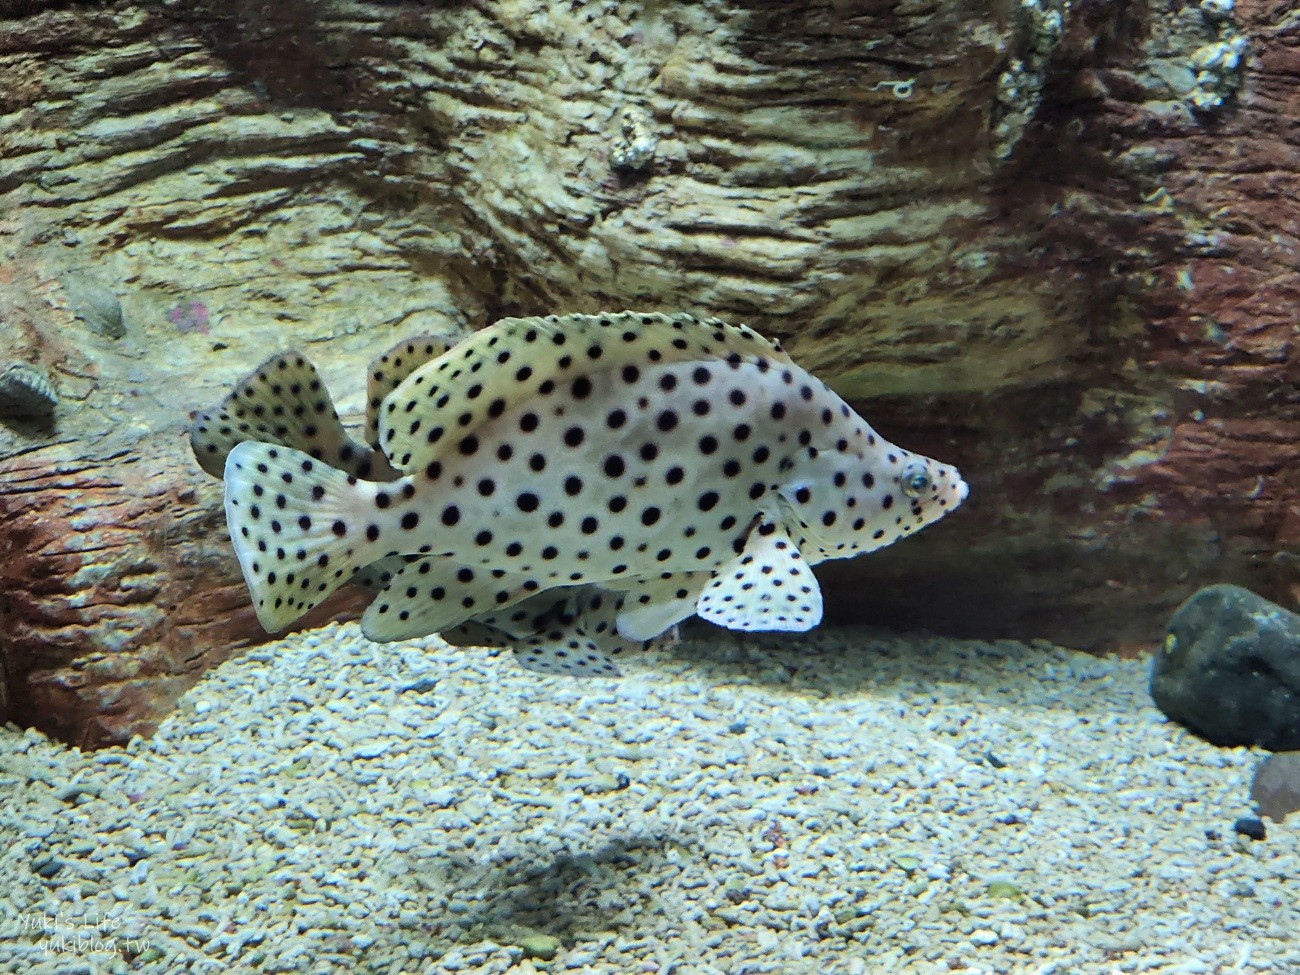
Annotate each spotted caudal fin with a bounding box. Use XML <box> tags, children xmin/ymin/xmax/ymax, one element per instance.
<box><xmin>190</xmin><ymin>352</ymin><xmax>389</xmax><ymax>480</ymax></box>
<box><xmin>696</xmin><ymin>518</ymin><xmax>823</xmax><ymax>632</ymax></box>
<box><xmin>364</xmin><ymin>334</ymin><xmax>455</xmax><ymax>449</ymax></box>
<box><xmin>223</xmin><ymin>441</ymin><xmax>413</xmax><ymax>633</ymax></box>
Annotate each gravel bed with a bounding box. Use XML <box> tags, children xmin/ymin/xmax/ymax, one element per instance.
<box><xmin>1</xmin><ymin>624</ymin><xmax>1296</xmax><ymax>975</ymax></box>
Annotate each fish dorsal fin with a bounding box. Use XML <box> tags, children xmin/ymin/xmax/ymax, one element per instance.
<box><xmin>696</xmin><ymin>518</ymin><xmax>823</xmax><ymax>632</ymax></box>
<box><xmin>613</xmin><ymin>573</ymin><xmax>710</xmax><ymax>641</ymax></box>
<box><xmin>191</xmin><ymin>352</ymin><xmax>383</xmax><ymax>479</ymax></box>
<box><xmin>376</xmin><ymin>312</ymin><xmax>793</xmax><ymax>475</ymax></box>
<box><xmin>365</xmin><ymin>334</ymin><xmax>456</xmax><ymax>449</ymax></box>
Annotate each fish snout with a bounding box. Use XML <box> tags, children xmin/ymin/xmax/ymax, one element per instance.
<box><xmin>953</xmin><ymin>474</ymin><xmax>970</xmax><ymax>507</ymax></box>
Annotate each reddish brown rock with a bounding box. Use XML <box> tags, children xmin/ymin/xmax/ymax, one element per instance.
<box><xmin>0</xmin><ymin>0</ymin><xmax>1295</xmax><ymax>746</ymax></box>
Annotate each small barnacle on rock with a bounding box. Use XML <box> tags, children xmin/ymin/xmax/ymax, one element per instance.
<box><xmin>61</xmin><ymin>272</ymin><xmax>125</xmax><ymax>339</ymax></box>
<box><xmin>991</xmin><ymin>0</ymin><xmax>1069</xmax><ymax>160</ymax></box>
<box><xmin>1199</xmin><ymin>0</ymin><xmax>1234</xmax><ymax>22</ymax></box>
<box><xmin>0</xmin><ymin>362</ymin><xmax>58</xmax><ymax>421</ymax></box>
<box><xmin>610</xmin><ymin>112</ymin><xmax>657</xmax><ymax>173</ymax></box>
<box><xmin>1187</xmin><ymin>35</ymin><xmax>1248</xmax><ymax>113</ymax></box>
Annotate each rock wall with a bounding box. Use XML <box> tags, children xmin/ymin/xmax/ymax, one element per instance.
<box><xmin>0</xmin><ymin>0</ymin><xmax>1295</xmax><ymax>746</ymax></box>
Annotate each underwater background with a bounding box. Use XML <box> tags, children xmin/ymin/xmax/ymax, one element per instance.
<box><xmin>0</xmin><ymin>0</ymin><xmax>1297</xmax><ymax>972</ymax></box>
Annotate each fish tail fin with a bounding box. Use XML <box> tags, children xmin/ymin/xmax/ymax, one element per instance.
<box><xmin>190</xmin><ymin>351</ymin><xmax>382</xmax><ymax>479</ymax></box>
<box><xmin>223</xmin><ymin>441</ymin><xmax>408</xmax><ymax>633</ymax></box>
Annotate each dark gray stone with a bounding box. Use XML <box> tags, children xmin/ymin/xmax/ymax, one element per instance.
<box><xmin>1150</xmin><ymin>584</ymin><xmax>1300</xmax><ymax>750</ymax></box>
<box><xmin>1232</xmin><ymin>816</ymin><xmax>1266</xmax><ymax>841</ymax></box>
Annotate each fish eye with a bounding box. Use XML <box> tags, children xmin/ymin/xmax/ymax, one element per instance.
<box><xmin>901</xmin><ymin>461</ymin><xmax>931</xmax><ymax>498</ymax></box>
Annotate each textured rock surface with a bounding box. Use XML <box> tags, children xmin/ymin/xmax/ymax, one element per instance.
<box><xmin>0</xmin><ymin>0</ymin><xmax>1296</xmax><ymax>745</ymax></box>
<box><xmin>1151</xmin><ymin>585</ymin><xmax>1300</xmax><ymax>750</ymax></box>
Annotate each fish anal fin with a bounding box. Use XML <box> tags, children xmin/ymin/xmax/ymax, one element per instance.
<box><xmin>361</xmin><ymin>562</ymin><xmax>537</xmax><ymax>643</ymax></box>
<box><xmin>696</xmin><ymin>519</ymin><xmax>823</xmax><ymax>633</ymax></box>
<box><xmin>442</xmin><ymin>620</ymin><xmax>513</xmax><ymax>649</ymax></box>
<box><xmin>512</xmin><ymin>632</ymin><xmax>622</xmax><ymax>678</ymax></box>
<box><xmin>350</xmin><ymin>555</ymin><xmax>414</xmax><ymax>592</ymax></box>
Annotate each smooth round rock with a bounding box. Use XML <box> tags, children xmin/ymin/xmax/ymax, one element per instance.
<box><xmin>61</xmin><ymin>272</ymin><xmax>126</xmax><ymax>339</ymax></box>
<box><xmin>1250</xmin><ymin>752</ymin><xmax>1300</xmax><ymax>823</ymax></box>
<box><xmin>1150</xmin><ymin>585</ymin><xmax>1300</xmax><ymax>750</ymax></box>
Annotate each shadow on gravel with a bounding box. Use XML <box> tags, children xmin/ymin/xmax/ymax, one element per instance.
<box><xmin>410</xmin><ymin>832</ymin><xmax>687</xmax><ymax>955</ymax></box>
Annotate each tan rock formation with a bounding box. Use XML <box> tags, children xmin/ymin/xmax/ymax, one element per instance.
<box><xmin>0</xmin><ymin>0</ymin><xmax>1294</xmax><ymax>745</ymax></box>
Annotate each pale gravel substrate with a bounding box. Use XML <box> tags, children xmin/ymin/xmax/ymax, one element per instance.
<box><xmin>1</xmin><ymin>625</ymin><xmax>1296</xmax><ymax>975</ymax></box>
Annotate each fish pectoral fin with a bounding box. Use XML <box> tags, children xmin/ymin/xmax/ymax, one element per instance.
<box><xmin>696</xmin><ymin>518</ymin><xmax>823</xmax><ymax>633</ymax></box>
<box><xmin>364</xmin><ymin>334</ymin><xmax>455</xmax><ymax>449</ymax></box>
<box><xmin>511</xmin><ymin>629</ymin><xmax>623</xmax><ymax>678</ymax></box>
<box><xmin>361</xmin><ymin>563</ymin><xmax>537</xmax><ymax>643</ymax></box>
<box><xmin>191</xmin><ymin>351</ymin><xmax>381</xmax><ymax>479</ymax></box>
<box><xmin>613</xmin><ymin>573</ymin><xmax>709</xmax><ymax>641</ymax></box>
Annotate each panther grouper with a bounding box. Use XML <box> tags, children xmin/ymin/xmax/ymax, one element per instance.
<box><xmin>220</xmin><ymin>312</ymin><xmax>968</xmax><ymax>675</ymax></box>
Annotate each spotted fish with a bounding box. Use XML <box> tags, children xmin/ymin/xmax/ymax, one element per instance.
<box><xmin>189</xmin><ymin>333</ymin><xmax>676</xmax><ymax>673</ymax></box>
<box><xmin>215</xmin><ymin>312</ymin><xmax>968</xmax><ymax>676</ymax></box>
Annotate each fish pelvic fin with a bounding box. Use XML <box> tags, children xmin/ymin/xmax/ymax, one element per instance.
<box><xmin>223</xmin><ymin>441</ymin><xmax>414</xmax><ymax>634</ymax></box>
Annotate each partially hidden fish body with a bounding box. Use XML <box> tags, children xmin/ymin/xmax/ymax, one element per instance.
<box><xmin>188</xmin><ymin>331</ymin><xmax>663</xmax><ymax>673</ymax></box>
<box><xmin>202</xmin><ymin>312</ymin><xmax>968</xmax><ymax>676</ymax></box>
